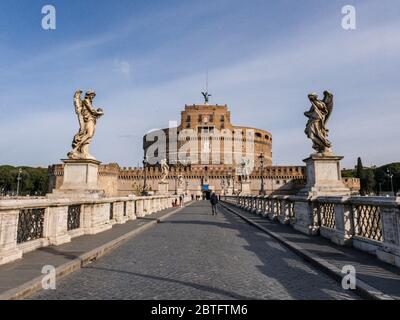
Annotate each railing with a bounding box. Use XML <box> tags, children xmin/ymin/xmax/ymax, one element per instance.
<box><xmin>318</xmin><ymin>202</ymin><xmax>336</xmax><ymax>229</ymax></box>
<box><xmin>17</xmin><ymin>208</ymin><xmax>45</xmax><ymax>244</ymax></box>
<box><xmin>353</xmin><ymin>203</ymin><xmax>382</xmax><ymax>241</ymax></box>
<box><xmin>0</xmin><ymin>195</ymin><xmax>179</xmax><ymax>266</ymax></box>
<box><xmin>221</xmin><ymin>195</ymin><xmax>400</xmax><ymax>268</ymax></box>
<box><xmin>67</xmin><ymin>205</ymin><xmax>81</xmax><ymax>231</ymax></box>
<box><xmin>286</xmin><ymin>200</ymin><xmax>295</xmax><ymax>221</ymax></box>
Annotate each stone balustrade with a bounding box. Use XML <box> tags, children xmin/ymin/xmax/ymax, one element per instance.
<box><xmin>222</xmin><ymin>195</ymin><xmax>400</xmax><ymax>268</ymax></box>
<box><xmin>0</xmin><ymin>195</ymin><xmax>178</xmax><ymax>266</ymax></box>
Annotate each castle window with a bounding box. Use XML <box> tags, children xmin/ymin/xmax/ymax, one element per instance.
<box><xmin>220</xmin><ymin>115</ymin><xmax>225</xmax><ymax>122</ymax></box>
<box><xmin>186</xmin><ymin>115</ymin><xmax>191</xmax><ymax>122</ymax></box>
<box><xmin>255</xmin><ymin>132</ymin><xmax>262</xmax><ymax>138</ymax></box>
<box><xmin>198</xmin><ymin>126</ymin><xmax>215</xmax><ymax>134</ymax></box>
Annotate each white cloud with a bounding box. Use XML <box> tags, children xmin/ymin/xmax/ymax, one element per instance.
<box><xmin>114</xmin><ymin>59</ymin><xmax>131</xmax><ymax>77</ymax></box>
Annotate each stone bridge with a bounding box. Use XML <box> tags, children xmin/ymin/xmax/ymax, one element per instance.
<box><xmin>0</xmin><ymin>197</ymin><xmax>399</xmax><ymax>300</ymax></box>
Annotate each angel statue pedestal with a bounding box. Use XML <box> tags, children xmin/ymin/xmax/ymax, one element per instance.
<box><xmin>295</xmin><ymin>153</ymin><xmax>350</xmax><ymax>237</ymax></box>
<box><xmin>299</xmin><ymin>154</ymin><xmax>350</xmax><ymax>197</ymax></box>
<box><xmin>49</xmin><ymin>159</ymin><xmax>105</xmax><ymax>199</ymax></box>
<box><xmin>158</xmin><ymin>181</ymin><xmax>169</xmax><ymax>195</ymax></box>
<box><xmin>240</xmin><ymin>181</ymin><xmax>251</xmax><ymax>195</ymax></box>
<box><xmin>60</xmin><ymin>159</ymin><xmax>104</xmax><ymax>197</ymax></box>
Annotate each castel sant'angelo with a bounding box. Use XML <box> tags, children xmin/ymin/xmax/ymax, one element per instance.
<box><xmin>49</xmin><ymin>95</ymin><xmax>359</xmax><ymax>197</ymax></box>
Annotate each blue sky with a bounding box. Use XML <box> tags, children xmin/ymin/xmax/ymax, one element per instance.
<box><xmin>0</xmin><ymin>0</ymin><xmax>399</xmax><ymax>168</ymax></box>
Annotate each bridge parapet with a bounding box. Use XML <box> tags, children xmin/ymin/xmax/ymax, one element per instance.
<box><xmin>222</xmin><ymin>195</ymin><xmax>400</xmax><ymax>268</ymax></box>
<box><xmin>0</xmin><ymin>195</ymin><xmax>179</xmax><ymax>266</ymax></box>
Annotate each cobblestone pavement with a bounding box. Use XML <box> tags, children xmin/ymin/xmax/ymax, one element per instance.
<box><xmin>31</xmin><ymin>201</ymin><xmax>358</xmax><ymax>300</ymax></box>
<box><xmin>222</xmin><ymin>201</ymin><xmax>400</xmax><ymax>299</ymax></box>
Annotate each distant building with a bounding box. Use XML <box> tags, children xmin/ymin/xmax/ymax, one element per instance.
<box><xmin>143</xmin><ymin>103</ymin><xmax>272</xmax><ymax>168</ymax></box>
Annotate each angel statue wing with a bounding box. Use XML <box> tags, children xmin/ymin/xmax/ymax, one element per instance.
<box><xmin>322</xmin><ymin>91</ymin><xmax>333</xmax><ymax>126</ymax></box>
<box><xmin>73</xmin><ymin>90</ymin><xmax>84</xmax><ymax>130</ymax></box>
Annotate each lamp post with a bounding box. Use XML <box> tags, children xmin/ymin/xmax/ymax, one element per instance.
<box><xmin>387</xmin><ymin>168</ymin><xmax>394</xmax><ymax>196</ymax></box>
<box><xmin>142</xmin><ymin>157</ymin><xmax>148</xmax><ymax>196</ymax></box>
<box><xmin>258</xmin><ymin>153</ymin><xmax>265</xmax><ymax>195</ymax></box>
<box><xmin>16</xmin><ymin>168</ymin><xmax>22</xmax><ymax>197</ymax></box>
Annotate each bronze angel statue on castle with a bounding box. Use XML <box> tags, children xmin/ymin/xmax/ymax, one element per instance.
<box><xmin>304</xmin><ymin>91</ymin><xmax>333</xmax><ymax>154</ymax></box>
<box><xmin>68</xmin><ymin>90</ymin><xmax>104</xmax><ymax>160</ymax></box>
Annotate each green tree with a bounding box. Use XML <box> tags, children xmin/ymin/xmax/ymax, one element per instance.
<box><xmin>0</xmin><ymin>165</ymin><xmax>48</xmax><ymax>196</ymax></box>
<box><xmin>364</xmin><ymin>169</ymin><xmax>376</xmax><ymax>195</ymax></box>
<box><xmin>356</xmin><ymin>157</ymin><xmax>367</xmax><ymax>195</ymax></box>
<box><xmin>342</xmin><ymin>169</ymin><xmax>357</xmax><ymax>178</ymax></box>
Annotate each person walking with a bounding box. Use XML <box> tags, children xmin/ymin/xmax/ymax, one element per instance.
<box><xmin>179</xmin><ymin>195</ymin><xmax>184</xmax><ymax>207</ymax></box>
<box><xmin>210</xmin><ymin>192</ymin><xmax>219</xmax><ymax>215</ymax></box>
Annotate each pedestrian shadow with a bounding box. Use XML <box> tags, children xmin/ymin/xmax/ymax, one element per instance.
<box><xmin>161</xmin><ymin>220</ymin><xmax>231</xmax><ymax>229</ymax></box>
<box><xmin>137</xmin><ymin>217</ymin><xmax>160</xmax><ymax>221</ymax></box>
<box><xmin>82</xmin><ymin>265</ymin><xmax>253</xmax><ymax>300</ymax></box>
<box><xmin>36</xmin><ymin>246</ymin><xmax>82</xmax><ymax>261</ymax></box>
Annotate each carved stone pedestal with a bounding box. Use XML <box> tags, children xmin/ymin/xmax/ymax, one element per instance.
<box><xmin>0</xmin><ymin>248</ymin><xmax>22</xmax><ymax>266</ymax></box>
<box><xmin>294</xmin><ymin>154</ymin><xmax>350</xmax><ymax>236</ymax></box>
<box><xmin>299</xmin><ymin>154</ymin><xmax>350</xmax><ymax>197</ymax></box>
<box><xmin>0</xmin><ymin>209</ymin><xmax>22</xmax><ymax>265</ymax></box>
<box><xmin>240</xmin><ymin>182</ymin><xmax>251</xmax><ymax>195</ymax></box>
<box><xmin>49</xmin><ymin>159</ymin><xmax>104</xmax><ymax>199</ymax></box>
<box><xmin>292</xmin><ymin>198</ymin><xmax>320</xmax><ymax>236</ymax></box>
<box><xmin>158</xmin><ymin>181</ymin><xmax>169</xmax><ymax>195</ymax></box>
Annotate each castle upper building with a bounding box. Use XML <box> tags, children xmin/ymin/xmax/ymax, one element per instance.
<box><xmin>143</xmin><ymin>103</ymin><xmax>273</xmax><ymax>169</ymax></box>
